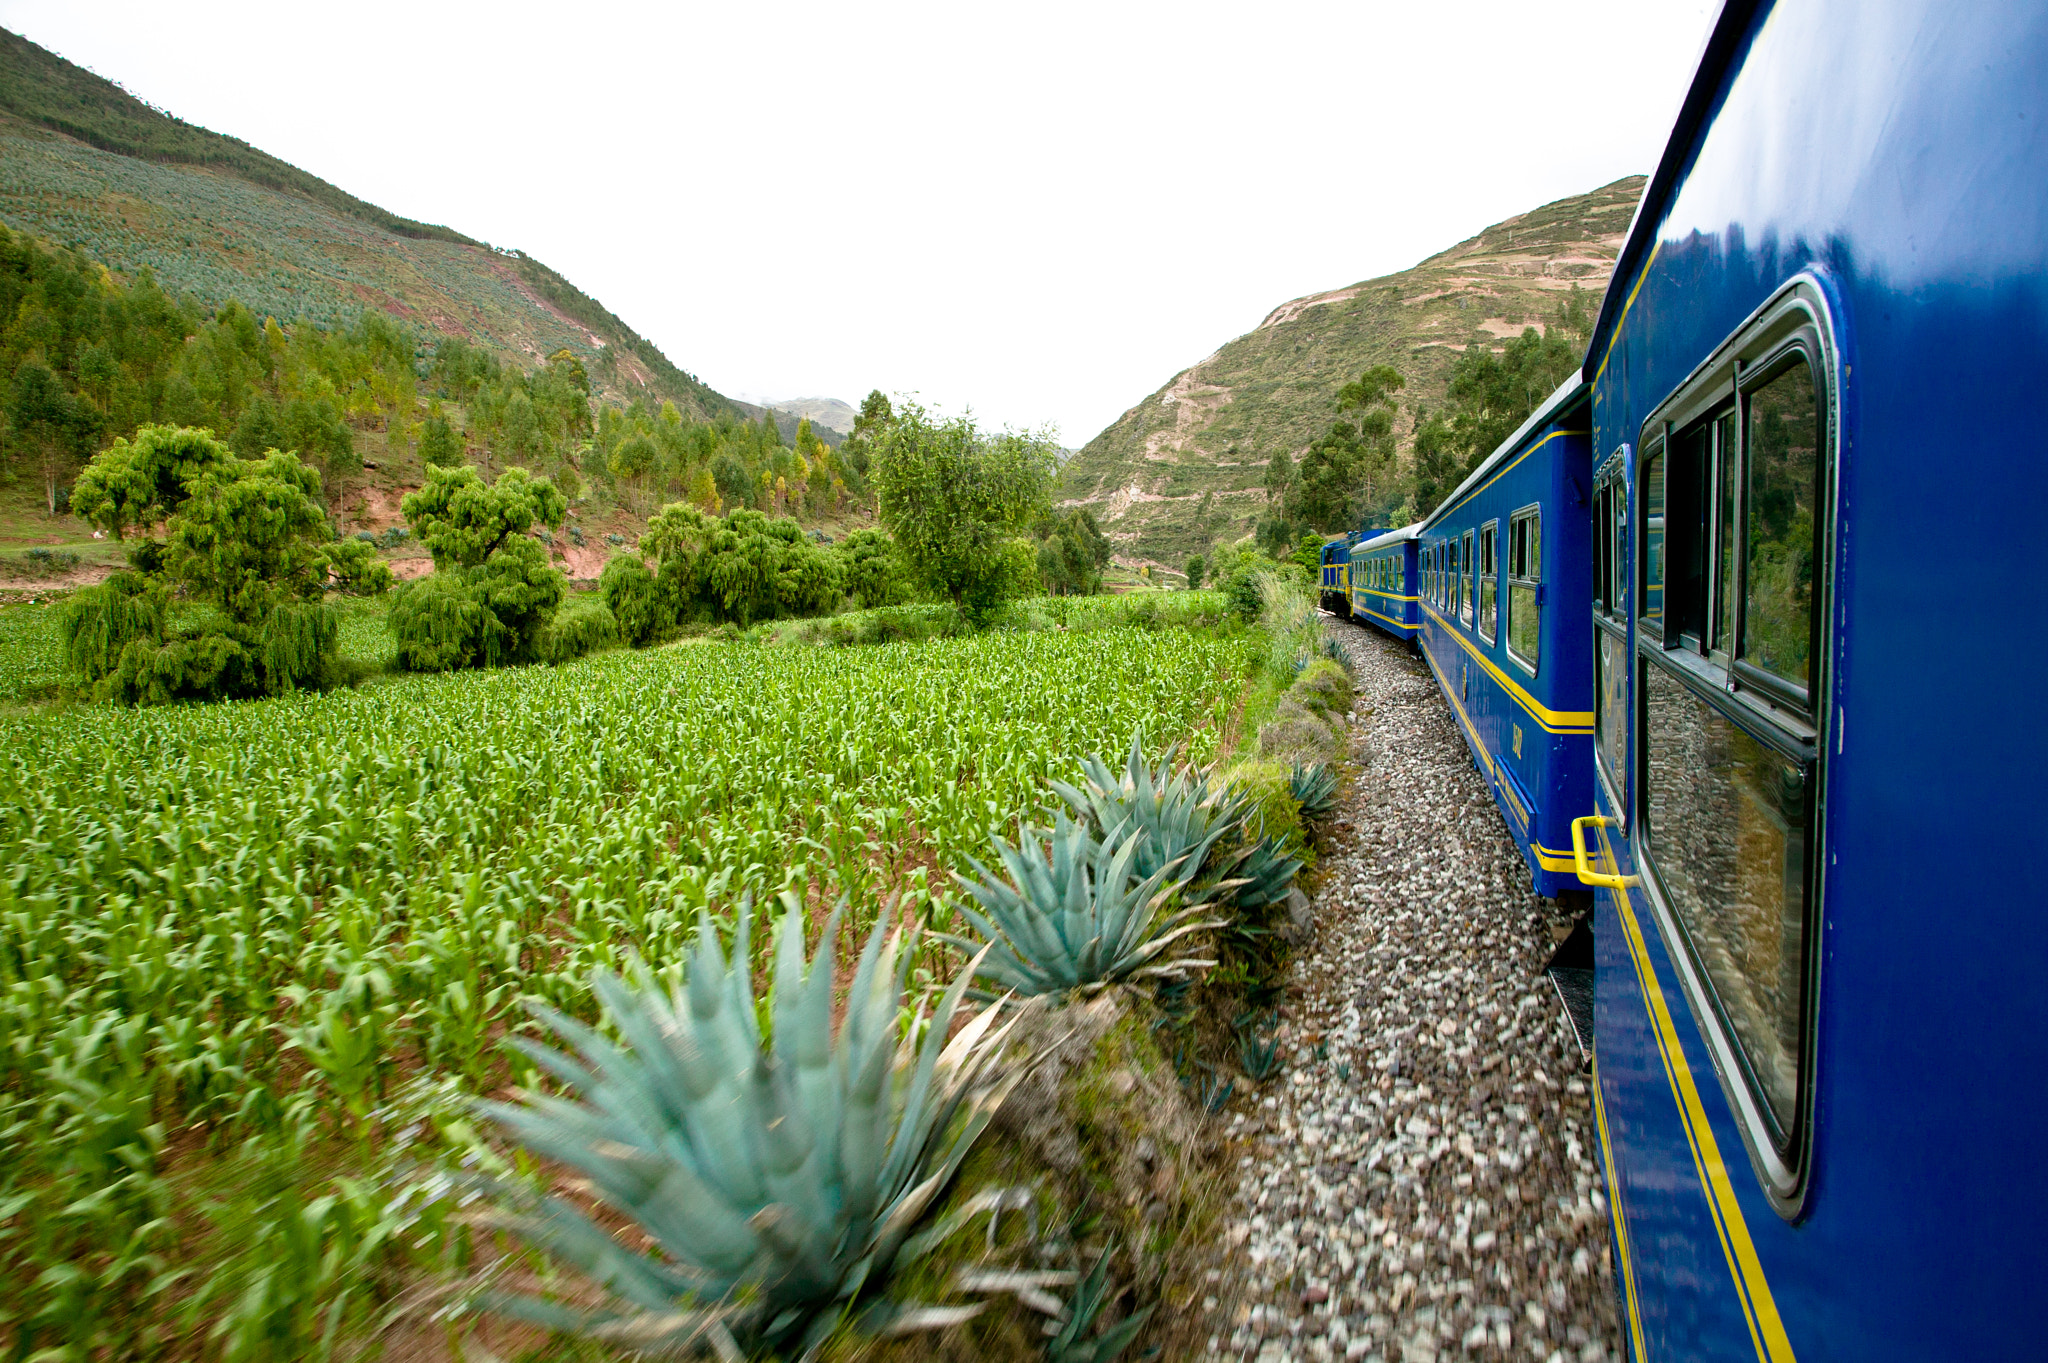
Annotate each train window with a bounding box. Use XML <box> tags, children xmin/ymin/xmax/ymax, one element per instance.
<box><xmin>1505</xmin><ymin>507</ymin><xmax>1540</xmax><ymax>673</ymax></box>
<box><xmin>1592</xmin><ymin>483</ymin><xmax>1612</xmax><ymax>619</ymax></box>
<box><xmin>1714</xmin><ymin>411</ymin><xmax>1738</xmax><ymax>656</ymax></box>
<box><xmin>1459</xmin><ymin>531</ymin><xmax>1476</xmax><ymax>628</ymax></box>
<box><xmin>1641</xmin><ymin>445</ymin><xmax>1665</xmax><ymax>638</ymax></box>
<box><xmin>1641</xmin><ymin>664</ymin><xmax>1810</xmax><ymax>1139</ymax></box>
<box><xmin>1477</xmin><ymin>523</ymin><xmax>1498</xmax><ymax>643</ymax></box>
<box><xmin>1631</xmin><ymin>280</ymin><xmax>1837</xmax><ymax>1198</ymax></box>
<box><xmin>1740</xmin><ymin>355</ymin><xmax>1822</xmax><ymax>700</ymax></box>
<box><xmin>1594</xmin><ymin>460</ymin><xmax>1628</xmax><ymax>809</ymax></box>
<box><xmin>1597</xmin><ymin>625</ymin><xmax>1627</xmax><ymax>803</ymax></box>
<box><xmin>1663</xmin><ymin>409</ymin><xmax>1740</xmax><ymax>657</ymax></box>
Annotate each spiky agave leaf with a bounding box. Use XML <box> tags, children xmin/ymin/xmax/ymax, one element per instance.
<box><xmin>1049</xmin><ymin>733</ymin><xmax>1246</xmax><ymax>902</ymax></box>
<box><xmin>1288</xmin><ymin>761</ymin><xmax>1340</xmax><ymax>820</ymax></box>
<box><xmin>946</xmin><ymin>812</ymin><xmax>1221</xmax><ymax>997</ymax></box>
<box><xmin>478</xmin><ymin>892</ymin><xmax>1027</xmax><ymax>1355</ymax></box>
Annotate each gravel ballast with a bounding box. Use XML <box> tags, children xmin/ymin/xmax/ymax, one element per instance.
<box><xmin>1202</xmin><ymin>618</ymin><xmax>1622</xmax><ymax>1363</ymax></box>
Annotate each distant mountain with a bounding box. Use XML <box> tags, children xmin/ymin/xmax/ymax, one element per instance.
<box><xmin>1060</xmin><ymin>177</ymin><xmax>1643</xmax><ymax>566</ymax></box>
<box><xmin>757</xmin><ymin>396</ymin><xmax>859</xmax><ymax>435</ymax></box>
<box><xmin>0</xmin><ymin>27</ymin><xmax>744</xmax><ymax>420</ymax></box>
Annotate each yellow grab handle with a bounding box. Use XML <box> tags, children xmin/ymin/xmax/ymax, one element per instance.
<box><xmin>1571</xmin><ymin>814</ymin><xmax>1634</xmax><ymax>890</ymax></box>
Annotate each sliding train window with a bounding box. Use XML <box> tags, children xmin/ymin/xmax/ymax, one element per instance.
<box><xmin>1505</xmin><ymin>506</ymin><xmax>1540</xmax><ymax>673</ymax></box>
<box><xmin>1459</xmin><ymin>531</ymin><xmax>1476</xmax><ymax>628</ymax></box>
<box><xmin>1477</xmin><ymin>522</ymin><xmax>1499</xmax><ymax>643</ymax></box>
<box><xmin>1593</xmin><ymin>455</ymin><xmax>1628</xmax><ymax>811</ymax></box>
<box><xmin>1633</xmin><ymin>277</ymin><xmax>1835</xmax><ymax>1205</ymax></box>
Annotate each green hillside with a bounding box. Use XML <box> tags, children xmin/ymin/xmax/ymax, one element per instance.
<box><xmin>0</xmin><ymin>28</ymin><xmax>739</xmax><ymax>419</ymax></box>
<box><xmin>1061</xmin><ymin>177</ymin><xmax>1643</xmax><ymax>566</ymax></box>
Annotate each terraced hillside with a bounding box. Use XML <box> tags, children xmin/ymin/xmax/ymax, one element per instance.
<box><xmin>1062</xmin><ymin>177</ymin><xmax>1643</xmax><ymax>566</ymax></box>
<box><xmin>0</xmin><ymin>29</ymin><xmax>738</xmax><ymax>419</ymax></box>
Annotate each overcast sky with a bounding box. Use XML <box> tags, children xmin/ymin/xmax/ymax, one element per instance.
<box><xmin>4</xmin><ymin>0</ymin><xmax>1716</xmax><ymax>443</ymax></box>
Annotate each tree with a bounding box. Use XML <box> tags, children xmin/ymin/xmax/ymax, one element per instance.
<box><xmin>419</xmin><ymin>410</ymin><xmax>464</xmax><ymax>467</ymax></box>
<box><xmin>1283</xmin><ymin>365</ymin><xmax>1404</xmax><ymax>533</ymax></box>
<box><xmin>1409</xmin><ymin>407</ymin><xmax>1465</xmax><ymax>515</ymax></box>
<box><xmin>837</xmin><ymin>528</ymin><xmax>910</xmax><ymax>609</ymax></box>
<box><xmin>9</xmin><ymin>361</ymin><xmax>93</xmax><ymax>514</ymax></box>
<box><xmin>58</xmin><ymin>426</ymin><xmax>345</xmax><ymax>703</ymax></box>
<box><xmin>1034</xmin><ymin>507</ymin><xmax>1110</xmax><ymax>596</ymax></box>
<box><xmin>390</xmin><ymin>464</ymin><xmax>572</xmax><ymax>670</ymax></box>
<box><xmin>870</xmin><ymin>401</ymin><xmax>1057</xmax><ymax>619</ymax></box>
<box><xmin>71</xmin><ymin>422</ymin><xmax>234</xmax><ymax>537</ymax></box>
<box><xmin>836</xmin><ymin>390</ymin><xmax>894</xmax><ymax>503</ymax></box>
<box><xmin>1185</xmin><ymin>554</ymin><xmax>1205</xmax><ymax>590</ymax></box>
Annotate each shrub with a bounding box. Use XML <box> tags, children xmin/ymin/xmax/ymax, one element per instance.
<box><xmin>536</xmin><ymin>597</ymin><xmax>618</xmax><ymax>664</ymax></box>
<box><xmin>1292</xmin><ymin>658</ymin><xmax>1352</xmax><ymax>716</ymax></box>
<box><xmin>1256</xmin><ymin>695</ymin><xmax>1344</xmax><ymax>766</ymax></box>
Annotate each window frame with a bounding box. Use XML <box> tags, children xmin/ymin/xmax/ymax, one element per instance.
<box><xmin>1477</xmin><ymin>520</ymin><xmax>1499</xmax><ymax>644</ymax></box>
<box><xmin>1593</xmin><ymin>449</ymin><xmax>1629</xmax><ymax>822</ymax></box>
<box><xmin>1459</xmin><ymin>530</ymin><xmax>1476</xmax><ymax>628</ymax></box>
<box><xmin>1627</xmin><ymin>275</ymin><xmax>1840</xmax><ymax>1217</ymax></box>
<box><xmin>1504</xmin><ymin>503</ymin><xmax>1542</xmax><ymax>675</ymax></box>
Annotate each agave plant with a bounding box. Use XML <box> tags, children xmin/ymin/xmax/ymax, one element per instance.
<box><xmin>1047</xmin><ymin>1249</ymin><xmax>1153</xmax><ymax>1363</ymax></box>
<box><xmin>949</xmin><ymin>812</ymin><xmax>1220</xmax><ymax>997</ymax></box>
<box><xmin>1050</xmin><ymin>735</ymin><xmax>1246</xmax><ymax>901</ymax></box>
<box><xmin>1289</xmin><ymin>761</ymin><xmax>1341</xmax><ymax>820</ymax></box>
<box><xmin>477</xmin><ymin>895</ymin><xmax>1027</xmax><ymax>1358</ymax></box>
<box><xmin>1216</xmin><ymin>835</ymin><xmax>1305</xmax><ymax>911</ymax></box>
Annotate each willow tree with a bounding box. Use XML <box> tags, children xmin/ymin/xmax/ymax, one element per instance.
<box><xmin>61</xmin><ymin>425</ymin><xmax>348</xmax><ymax>703</ymax></box>
<box><xmin>390</xmin><ymin>464</ymin><xmax>571</xmax><ymax>670</ymax></box>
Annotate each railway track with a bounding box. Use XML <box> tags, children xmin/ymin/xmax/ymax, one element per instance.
<box><xmin>1203</xmin><ymin>617</ymin><xmax>1620</xmax><ymax>1363</ymax></box>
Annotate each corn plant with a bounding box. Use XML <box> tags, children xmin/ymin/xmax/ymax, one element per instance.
<box><xmin>479</xmin><ymin>896</ymin><xmax>1028</xmax><ymax>1356</ymax></box>
<box><xmin>949</xmin><ymin>812</ymin><xmax>1219</xmax><ymax>997</ymax></box>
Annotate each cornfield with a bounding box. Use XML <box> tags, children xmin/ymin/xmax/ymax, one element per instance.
<box><xmin>0</xmin><ymin>622</ymin><xmax>1255</xmax><ymax>1357</ymax></box>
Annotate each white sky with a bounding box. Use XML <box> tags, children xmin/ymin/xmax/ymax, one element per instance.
<box><xmin>3</xmin><ymin>0</ymin><xmax>1716</xmax><ymax>444</ymax></box>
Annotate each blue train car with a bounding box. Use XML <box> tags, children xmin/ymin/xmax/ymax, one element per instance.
<box><xmin>1346</xmin><ymin>523</ymin><xmax>1420</xmax><ymax>640</ymax></box>
<box><xmin>1318</xmin><ymin>535</ymin><xmax>1356</xmax><ymax>616</ymax></box>
<box><xmin>1417</xmin><ymin>378</ymin><xmax>1594</xmax><ymax>898</ymax></box>
<box><xmin>1573</xmin><ymin>3</ymin><xmax>2048</xmax><ymax>1358</ymax></box>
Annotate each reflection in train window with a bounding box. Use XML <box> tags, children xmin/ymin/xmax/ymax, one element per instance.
<box><xmin>1642</xmin><ymin>664</ymin><xmax>1810</xmax><ymax>1140</ymax></box>
<box><xmin>1743</xmin><ymin>358</ymin><xmax>1821</xmax><ymax>695</ymax></box>
<box><xmin>1506</xmin><ymin>507</ymin><xmax>1540</xmax><ymax>673</ymax></box>
<box><xmin>1641</xmin><ymin>450</ymin><xmax>1665</xmax><ymax>636</ymax></box>
<box><xmin>1597</xmin><ymin>626</ymin><xmax>1627</xmax><ymax>800</ymax></box>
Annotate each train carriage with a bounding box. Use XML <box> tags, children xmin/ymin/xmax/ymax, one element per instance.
<box><xmin>1571</xmin><ymin>2</ymin><xmax>2048</xmax><ymax>1358</ymax></box>
<box><xmin>1346</xmin><ymin>524</ymin><xmax>1420</xmax><ymax>640</ymax></box>
<box><xmin>1416</xmin><ymin>379</ymin><xmax>1595</xmax><ymax>899</ymax></box>
<box><xmin>1318</xmin><ymin>535</ymin><xmax>1358</xmax><ymax>617</ymax></box>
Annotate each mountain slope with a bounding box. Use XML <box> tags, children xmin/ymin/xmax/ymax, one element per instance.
<box><xmin>0</xmin><ymin>28</ymin><xmax>741</xmax><ymax>420</ymax></box>
<box><xmin>1061</xmin><ymin>177</ymin><xmax>1643</xmax><ymax>565</ymax></box>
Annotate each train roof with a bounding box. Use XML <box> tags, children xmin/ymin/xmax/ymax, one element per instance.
<box><xmin>1583</xmin><ymin>0</ymin><xmax>1752</xmax><ymax>379</ymax></box>
<box><xmin>1355</xmin><ymin>523</ymin><xmax>1421</xmax><ymax>553</ymax></box>
<box><xmin>1418</xmin><ymin>373</ymin><xmax>1588</xmax><ymax>534</ymax></box>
